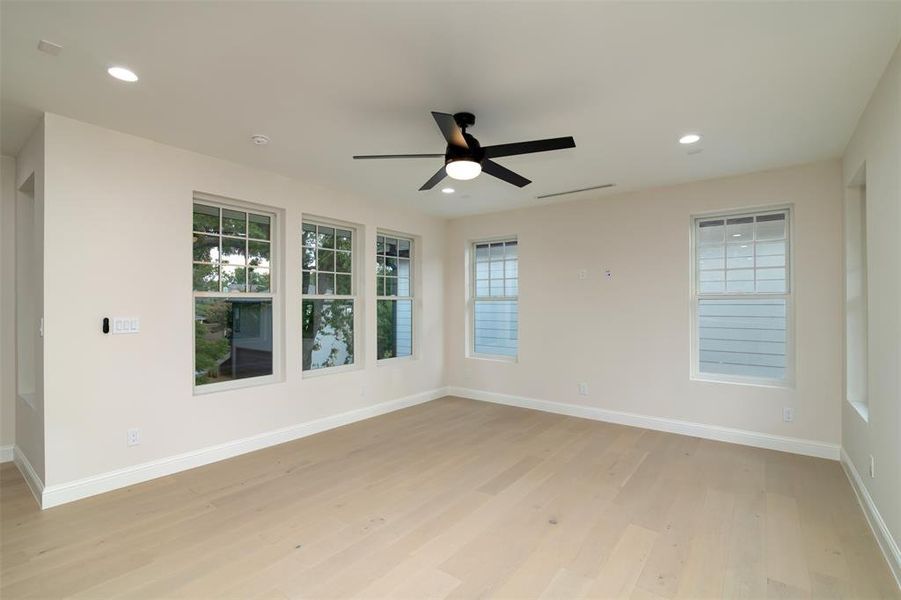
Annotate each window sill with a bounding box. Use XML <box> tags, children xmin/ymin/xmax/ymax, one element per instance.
<box><xmin>194</xmin><ymin>374</ymin><xmax>281</xmax><ymax>395</ymax></box>
<box><xmin>848</xmin><ymin>399</ymin><xmax>869</xmax><ymax>423</ymax></box>
<box><xmin>377</xmin><ymin>355</ymin><xmax>415</xmax><ymax>367</ymax></box>
<box><xmin>302</xmin><ymin>363</ymin><xmax>361</xmax><ymax>379</ymax></box>
<box><xmin>467</xmin><ymin>353</ymin><xmax>518</xmax><ymax>364</ymax></box>
<box><xmin>690</xmin><ymin>374</ymin><xmax>793</xmax><ymax>390</ymax></box>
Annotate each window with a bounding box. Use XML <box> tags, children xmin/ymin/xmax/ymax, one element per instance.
<box><xmin>471</xmin><ymin>239</ymin><xmax>518</xmax><ymax>358</ymax></box>
<box><xmin>692</xmin><ymin>208</ymin><xmax>791</xmax><ymax>383</ymax></box>
<box><xmin>302</xmin><ymin>220</ymin><xmax>356</xmax><ymax>371</ymax></box>
<box><xmin>192</xmin><ymin>200</ymin><xmax>275</xmax><ymax>388</ymax></box>
<box><xmin>377</xmin><ymin>234</ymin><xmax>413</xmax><ymax>360</ymax></box>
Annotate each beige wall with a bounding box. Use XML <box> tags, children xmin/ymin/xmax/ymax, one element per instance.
<box><xmin>1</xmin><ymin>155</ymin><xmax>15</xmax><ymax>452</ymax></box>
<box><xmin>39</xmin><ymin>114</ymin><xmax>445</xmax><ymax>487</ymax></box>
<box><xmin>842</xmin><ymin>41</ymin><xmax>900</xmax><ymax>562</ymax></box>
<box><xmin>445</xmin><ymin>160</ymin><xmax>844</xmax><ymax>446</ymax></box>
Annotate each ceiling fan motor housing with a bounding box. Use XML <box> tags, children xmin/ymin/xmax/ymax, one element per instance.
<box><xmin>446</xmin><ymin>113</ymin><xmax>483</xmax><ymax>164</ymax></box>
<box><xmin>446</xmin><ymin>136</ymin><xmax>483</xmax><ymax>164</ymax></box>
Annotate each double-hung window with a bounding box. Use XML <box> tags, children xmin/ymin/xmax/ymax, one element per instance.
<box><xmin>692</xmin><ymin>208</ymin><xmax>791</xmax><ymax>384</ymax></box>
<box><xmin>471</xmin><ymin>239</ymin><xmax>518</xmax><ymax>358</ymax></box>
<box><xmin>377</xmin><ymin>234</ymin><xmax>413</xmax><ymax>360</ymax></box>
<box><xmin>192</xmin><ymin>199</ymin><xmax>275</xmax><ymax>389</ymax></box>
<box><xmin>302</xmin><ymin>220</ymin><xmax>356</xmax><ymax>371</ymax></box>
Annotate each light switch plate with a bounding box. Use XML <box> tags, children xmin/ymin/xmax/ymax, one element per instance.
<box><xmin>112</xmin><ymin>317</ymin><xmax>140</xmax><ymax>334</ymax></box>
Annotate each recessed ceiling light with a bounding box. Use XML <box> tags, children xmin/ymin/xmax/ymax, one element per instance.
<box><xmin>251</xmin><ymin>134</ymin><xmax>270</xmax><ymax>145</ymax></box>
<box><xmin>679</xmin><ymin>133</ymin><xmax>702</xmax><ymax>145</ymax></box>
<box><xmin>441</xmin><ymin>187</ymin><xmax>455</xmax><ymax>194</ymax></box>
<box><xmin>107</xmin><ymin>66</ymin><xmax>138</xmax><ymax>82</ymax></box>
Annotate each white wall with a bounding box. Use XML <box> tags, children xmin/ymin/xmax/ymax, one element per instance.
<box><xmin>842</xmin><ymin>41</ymin><xmax>900</xmax><ymax>571</ymax></box>
<box><xmin>0</xmin><ymin>155</ymin><xmax>16</xmax><ymax>454</ymax></box>
<box><xmin>39</xmin><ymin>114</ymin><xmax>445</xmax><ymax>488</ymax></box>
<box><xmin>13</xmin><ymin>118</ymin><xmax>45</xmax><ymax>481</ymax></box>
<box><xmin>446</xmin><ymin>160</ymin><xmax>844</xmax><ymax>448</ymax></box>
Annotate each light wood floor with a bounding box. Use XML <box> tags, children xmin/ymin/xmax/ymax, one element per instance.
<box><xmin>1</xmin><ymin>397</ymin><xmax>897</xmax><ymax>599</ymax></box>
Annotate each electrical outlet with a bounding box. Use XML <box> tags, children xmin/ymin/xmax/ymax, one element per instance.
<box><xmin>127</xmin><ymin>428</ymin><xmax>141</xmax><ymax>447</ymax></box>
<box><xmin>578</xmin><ymin>383</ymin><xmax>589</xmax><ymax>396</ymax></box>
<box><xmin>578</xmin><ymin>269</ymin><xmax>587</xmax><ymax>280</ymax></box>
<box><xmin>869</xmin><ymin>455</ymin><xmax>875</xmax><ymax>478</ymax></box>
<box><xmin>604</xmin><ymin>270</ymin><xmax>613</xmax><ymax>280</ymax></box>
<box><xmin>782</xmin><ymin>407</ymin><xmax>794</xmax><ymax>423</ymax></box>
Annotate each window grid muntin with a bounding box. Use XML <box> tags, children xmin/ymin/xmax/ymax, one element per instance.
<box><xmin>302</xmin><ymin>221</ymin><xmax>354</xmax><ymax>299</ymax></box>
<box><xmin>376</xmin><ymin>234</ymin><xmax>413</xmax><ymax>301</ymax></box>
<box><xmin>692</xmin><ymin>208</ymin><xmax>792</xmax><ymax>384</ymax></box>
<box><xmin>695</xmin><ymin>209</ymin><xmax>789</xmax><ymax>297</ymax></box>
<box><xmin>192</xmin><ymin>202</ymin><xmax>273</xmax><ymax>294</ymax></box>
<box><xmin>473</xmin><ymin>240</ymin><xmax>518</xmax><ymax>300</ymax></box>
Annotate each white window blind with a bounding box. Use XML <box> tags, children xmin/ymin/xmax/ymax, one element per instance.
<box><xmin>694</xmin><ymin>210</ymin><xmax>791</xmax><ymax>382</ymax></box>
<box><xmin>472</xmin><ymin>240</ymin><xmax>518</xmax><ymax>358</ymax></box>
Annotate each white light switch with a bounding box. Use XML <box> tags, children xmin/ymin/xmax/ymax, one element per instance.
<box><xmin>112</xmin><ymin>317</ymin><xmax>140</xmax><ymax>334</ymax></box>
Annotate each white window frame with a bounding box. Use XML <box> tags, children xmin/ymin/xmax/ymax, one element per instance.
<box><xmin>689</xmin><ymin>205</ymin><xmax>794</xmax><ymax>388</ymax></box>
<box><xmin>467</xmin><ymin>236</ymin><xmax>519</xmax><ymax>362</ymax></box>
<box><xmin>376</xmin><ymin>230</ymin><xmax>416</xmax><ymax>363</ymax></box>
<box><xmin>192</xmin><ymin>193</ymin><xmax>282</xmax><ymax>395</ymax></box>
<box><xmin>844</xmin><ymin>164</ymin><xmax>869</xmax><ymax>422</ymax></box>
<box><xmin>301</xmin><ymin>216</ymin><xmax>363</xmax><ymax>377</ymax></box>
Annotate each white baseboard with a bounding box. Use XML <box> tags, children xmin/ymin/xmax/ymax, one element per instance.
<box><xmin>0</xmin><ymin>444</ymin><xmax>13</xmax><ymax>463</ymax></box>
<box><xmin>840</xmin><ymin>448</ymin><xmax>901</xmax><ymax>590</ymax></box>
<box><xmin>13</xmin><ymin>446</ymin><xmax>44</xmax><ymax>506</ymax></box>
<box><xmin>40</xmin><ymin>387</ymin><xmax>448</xmax><ymax>509</ymax></box>
<box><xmin>447</xmin><ymin>386</ymin><xmax>840</xmax><ymax>460</ymax></box>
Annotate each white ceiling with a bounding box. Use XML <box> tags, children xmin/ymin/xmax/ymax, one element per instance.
<box><xmin>2</xmin><ymin>2</ymin><xmax>899</xmax><ymax>217</ymax></box>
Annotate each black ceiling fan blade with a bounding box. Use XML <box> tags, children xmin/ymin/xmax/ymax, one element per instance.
<box><xmin>483</xmin><ymin>136</ymin><xmax>575</xmax><ymax>159</ymax></box>
<box><xmin>419</xmin><ymin>166</ymin><xmax>447</xmax><ymax>191</ymax></box>
<box><xmin>353</xmin><ymin>153</ymin><xmax>444</xmax><ymax>159</ymax></box>
<box><xmin>431</xmin><ymin>112</ymin><xmax>468</xmax><ymax>149</ymax></box>
<box><xmin>482</xmin><ymin>160</ymin><xmax>531</xmax><ymax>188</ymax></box>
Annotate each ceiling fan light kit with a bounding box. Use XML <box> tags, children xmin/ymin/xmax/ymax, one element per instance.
<box><xmin>353</xmin><ymin>111</ymin><xmax>576</xmax><ymax>191</ymax></box>
<box><xmin>445</xmin><ymin>159</ymin><xmax>481</xmax><ymax>180</ymax></box>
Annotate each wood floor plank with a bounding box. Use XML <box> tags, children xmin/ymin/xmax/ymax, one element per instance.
<box><xmin>766</xmin><ymin>492</ymin><xmax>812</xmax><ymax>592</ymax></box>
<box><xmin>585</xmin><ymin>523</ymin><xmax>658</xmax><ymax>598</ymax></box>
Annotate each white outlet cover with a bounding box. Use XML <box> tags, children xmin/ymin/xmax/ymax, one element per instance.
<box><xmin>127</xmin><ymin>428</ymin><xmax>141</xmax><ymax>446</ymax></box>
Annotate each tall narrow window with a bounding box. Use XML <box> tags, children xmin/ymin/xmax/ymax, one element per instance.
<box><xmin>471</xmin><ymin>239</ymin><xmax>518</xmax><ymax>358</ymax></box>
<box><xmin>192</xmin><ymin>200</ymin><xmax>274</xmax><ymax>388</ymax></box>
<box><xmin>377</xmin><ymin>234</ymin><xmax>413</xmax><ymax>360</ymax></box>
<box><xmin>693</xmin><ymin>209</ymin><xmax>791</xmax><ymax>383</ymax></box>
<box><xmin>302</xmin><ymin>221</ymin><xmax>355</xmax><ymax>371</ymax></box>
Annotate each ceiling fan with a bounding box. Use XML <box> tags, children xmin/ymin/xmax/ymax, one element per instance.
<box><xmin>353</xmin><ymin>111</ymin><xmax>576</xmax><ymax>190</ymax></box>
